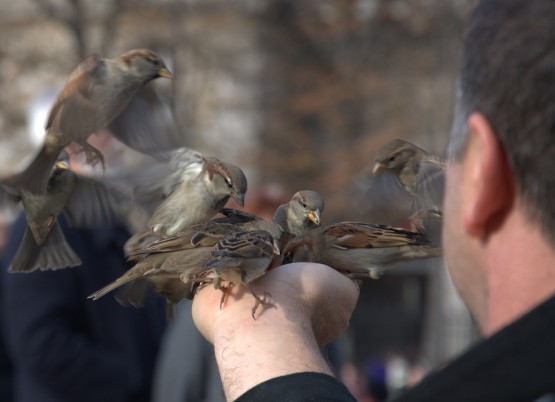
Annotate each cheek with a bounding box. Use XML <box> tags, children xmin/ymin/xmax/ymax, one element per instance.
<box><xmin>442</xmin><ymin>167</ymin><xmax>466</xmax><ymax>287</ymax></box>
<box><xmin>442</xmin><ymin>165</ymin><xmax>484</xmax><ymax>323</ymax></box>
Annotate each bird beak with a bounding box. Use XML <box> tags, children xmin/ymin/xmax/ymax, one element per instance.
<box><xmin>55</xmin><ymin>160</ymin><xmax>70</xmax><ymax>170</ymax></box>
<box><xmin>372</xmin><ymin>162</ymin><xmax>385</xmax><ymax>175</ymax></box>
<box><xmin>307</xmin><ymin>209</ymin><xmax>321</xmax><ymax>225</ymax></box>
<box><xmin>232</xmin><ymin>191</ymin><xmax>245</xmax><ymax>207</ymax></box>
<box><xmin>158</xmin><ymin>67</ymin><xmax>173</xmax><ymax>79</ymax></box>
<box><xmin>272</xmin><ymin>239</ymin><xmax>281</xmax><ymax>256</ymax></box>
<box><xmin>231</xmin><ymin>191</ymin><xmax>245</xmax><ymax>207</ymax></box>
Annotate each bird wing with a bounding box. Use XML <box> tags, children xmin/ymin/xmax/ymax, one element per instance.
<box><xmin>62</xmin><ymin>174</ymin><xmax>124</xmax><ymax>228</ymax></box>
<box><xmin>132</xmin><ymin>147</ymin><xmax>205</xmax><ymax>199</ymax></box>
<box><xmin>126</xmin><ymin>223</ymin><xmax>242</xmax><ymax>259</ymax></box>
<box><xmin>211</xmin><ymin>208</ymin><xmax>262</xmax><ymax>224</ymax></box>
<box><xmin>324</xmin><ymin>222</ymin><xmax>428</xmax><ymax>249</ymax></box>
<box><xmin>0</xmin><ymin>182</ymin><xmax>22</xmax><ymax>204</ymax></box>
<box><xmin>108</xmin><ymin>85</ymin><xmax>187</xmax><ymax>154</ymax></box>
<box><xmin>210</xmin><ymin>230</ymin><xmax>276</xmax><ymax>260</ymax></box>
<box><xmin>414</xmin><ymin>157</ymin><xmax>445</xmax><ymax>210</ymax></box>
<box><xmin>46</xmin><ymin>54</ymin><xmax>106</xmax><ymax>132</ymax></box>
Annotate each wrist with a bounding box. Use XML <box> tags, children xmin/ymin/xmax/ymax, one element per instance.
<box><xmin>211</xmin><ymin>287</ymin><xmax>334</xmax><ymax>400</ymax></box>
<box><xmin>192</xmin><ymin>263</ymin><xmax>359</xmax><ymax>400</ymax></box>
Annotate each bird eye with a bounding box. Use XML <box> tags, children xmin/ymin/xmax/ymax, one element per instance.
<box><xmin>282</xmin><ymin>253</ymin><xmax>292</xmax><ymax>264</ymax></box>
<box><xmin>148</xmin><ymin>57</ymin><xmax>160</xmax><ymax>66</ymax></box>
<box><xmin>389</xmin><ymin>155</ymin><xmax>396</xmax><ymax>162</ymax></box>
<box><xmin>301</xmin><ymin>201</ymin><xmax>308</xmax><ymax>209</ymax></box>
<box><xmin>226</xmin><ymin>179</ymin><xmax>233</xmax><ymax>188</ymax></box>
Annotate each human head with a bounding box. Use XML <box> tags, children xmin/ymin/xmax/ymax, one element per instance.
<box><xmin>448</xmin><ymin>0</ymin><xmax>555</xmax><ymax>244</ymax></box>
<box><xmin>444</xmin><ymin>0</ymin><xmax>555</xmax><ymax>330</ymax></box>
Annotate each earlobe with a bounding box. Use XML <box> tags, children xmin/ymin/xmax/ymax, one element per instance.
<box><xmin>462</xmin><ymin>113</ymin><xmax>514</xmax><ymax>239</ymax></box>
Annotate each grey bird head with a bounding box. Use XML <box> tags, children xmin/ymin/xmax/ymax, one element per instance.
<box><xmin>274</xmin><ymin>190</ymin><xmax>324</xmax><ymax>236</ymax></box>
<box><xmin>206</xmin><ymin>159</ymin><xmax>248</xmax><ymax>208</ymax></box>
<box><xmin>373</xmin><ymin>139</ymin><xmax>426</xmax><ymax>175</ymax></box>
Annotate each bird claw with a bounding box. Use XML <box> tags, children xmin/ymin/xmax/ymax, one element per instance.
<box><xmin>250</xmin><ymin>291</ymin><xmax>276</xmax><ymax>320</ymax></box>
<box><xmin>74</xmin><ymin>142</ymin><xmax>106</xmax><ymax>172</ymax></box>
<box><xmin>218</xmin><ymin>283</ymin><xmax>234</xmax><ymax>310</ymax></box>
<box><xmin>409</xmin><ymin>208</ymin><xmax>442</xmax><ymax>233</ymax></box>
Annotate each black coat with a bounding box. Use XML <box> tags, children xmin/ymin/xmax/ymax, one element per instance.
<box><xmin>0</xmin><ymin>214</ymin><xmax>166</xmax><ymax>402</ymax></box>
<box><xmin>237</xmin><ymin>294</ymin><xmax>555</xmax><ymax>402</ymax></box>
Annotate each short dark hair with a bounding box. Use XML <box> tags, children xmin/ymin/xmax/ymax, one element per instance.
<box><xmin>448</xmin><ymin>0</ymin><xmax>555</xmax><ymax>242</ymax></box>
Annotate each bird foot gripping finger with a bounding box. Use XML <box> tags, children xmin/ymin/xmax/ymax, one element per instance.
<box><xmin>217</xmin><ymin>283</ymin><xmax>234</xmax><ymax>310</ymax></box>
<box><xmin>250</xmin><ymin>290</ymin><xmax>276</xmax><ymax>320</ymax></box>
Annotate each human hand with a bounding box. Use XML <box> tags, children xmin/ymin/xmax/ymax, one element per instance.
<box><xmin>192</xmin><ymin>262</ymin><xmax>359</xmax><ymax>400</ymax></box>
<box><xmin>193</xmin><ymin>262</ymin><xmax>359</xmax><ymax>345</ymax></box>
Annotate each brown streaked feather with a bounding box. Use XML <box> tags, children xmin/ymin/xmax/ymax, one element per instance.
<box><xmin>204</xmin><ymin>157</ymin><xmax>222</xmax><ymax>181</ymax></box>
<box><xmin>210</xmin><ymin>230</ymin><xmax>276</xmax><ymax>260</ymax></box>
<box><xmin>120</xmin><ymin>48</ymin><xmax>160</xmax><ymax>66</ymax></box>
<box><xmin>324</xmin><ymin>222</ymin><xmax>427</xmax><ymax>249</ymax></box>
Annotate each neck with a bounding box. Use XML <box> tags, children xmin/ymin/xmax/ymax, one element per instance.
<box><xmin>483</xmin><ymin>208</ymin><xmax>555</xmax><ymax>336</ymax></box>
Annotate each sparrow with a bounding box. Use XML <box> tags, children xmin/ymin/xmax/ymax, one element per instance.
<box><xmin>281</xmin><ymin>221</ymin><xmax>442</xmax><ymax>279</ymax></box>
<box><xmin>1</xmin><ymin>150</ymin><xmax>124</xmax><ymax>272</ymax></box>
<box><xmin>372</xmin><ymin>139</ymin><xmax>445</xmax><ymax>212</ymax></box>
<box><xmin>199</xmin><ymin>229</ymin><xmax>280</xmax><ymax>319</ymax></box>
<box><xmin>88</xmin><ymin>222</ymin><xmax>247</xmax><ymax>311</ymax></box>
<box><xmin>90</xmin><ymin>191</ymin><xmax>317</xmax><ymax>312</ymax></box>
<box><xmin>5</xmin><ymin>49</ymin><xmax>173</xmax><ymax>195</ymax></box>
<box><xmin>131</xmin><ymin>147</ymin><xmax>248</xmax><ymax>236</ymax></box>
<box><xmin>193</xmin><ymin>192</ymin><xmax>323</xmax><ymax>318</ymax></box>
<box><xmin>272</xmin><ymin>190</ymin><xmax>324</xmax><ymax>236</ymax></box>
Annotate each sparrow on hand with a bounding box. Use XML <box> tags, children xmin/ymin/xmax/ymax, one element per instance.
<box><xmin>6</xmin><ymin>49</ymin><xmax>173</xmax><ymax>195</ymax></box>
<box><xmin>131</xmin><ymin>147</ymin><xmax>248</xmax><ymax>237</ymax></box>
<box><xmin>1</xmin><ymin>151</ymin><xmax>124</xmax><ymax>272</ymax></box>
<box><xmin>373</xmin><ymin>139</ymin><xmax>445</xmax><ymax>212</ymax></box>
<box><xmin>199</xmin><ymin>229</ymin><xmax>280</xmax><ymax>319</ymax></box>
<box><xmin>192</xmin><ymin>191</ymin><xmax>324</xmax><ymax>318</ymax></box>
<box><xmin>282</xmin><ymin>221</ymin><xmax>442</xmax><ymax>279</ymax></box>
<box><xmin>272</xmin><ymin>190</ymin><xmax>324</xmax><ymax>236</ymax></box>
<box><xmin>90</xmin><ymin>190</ymin><xmax>319</xmax><ymax>314</ymax></box>
<box><xmin>89</xmin><ymin>221</ymin><xmax>248</xmax><ymax>316</ymax></box>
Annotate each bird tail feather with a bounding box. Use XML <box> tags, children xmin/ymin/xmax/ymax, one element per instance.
<box><xmin>8</xmin><ymin>222</ymin><xmax>81</xmax><ymax>272</ymax></box>
<box><xmin>4</xmin><ymin>144</ymin><xmax>58</xmax><ymax>195</ymax></box>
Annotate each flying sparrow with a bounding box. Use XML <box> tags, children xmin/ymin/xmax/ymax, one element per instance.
<box><xmin>373</xmin><ymin>139</ymin><xmax>445</xmax><ymax>212</ymax></box>
<box><xmin>131</xmin><ymin>147</ymin><xmax>248</xmax><ymax>237</ymax></box>
<box><xmin>1</xmin><ymin>151</ymin><xmax>124</xmax><ymax>272</ymax></box>
<box><xmin>5</xmin><ymin>49</ymin><xmax>173</xmax><ymax>195</ymax></box>
<box><xmin>281</xmin><ymin>221</ymin><xmax>442</xmax><ymax>279</ymax></box>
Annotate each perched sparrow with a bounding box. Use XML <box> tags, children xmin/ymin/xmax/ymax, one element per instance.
<box><xmin>199</xmin><ymin>229</ymin><xmax>280</xmax><ymax>318</ymax></box>
<box><xmin>272</xmin><ymin>190</ymin><xmax>324</xmax><ymax>236</ymax></box>
<box><xmin>6</xmin><ymin>49</ymin><xmax>173</xmax><ymax>195</ymax></box>
<box><xmin>282</xmin><ymin>221</ymin><xmax>442</xmax><ymax>279</ymax></box>
<box><xmin>190</xmin><ymin>192</ymin><xmax>324</xmax><ymax>318</ymax></box>
<box><xmin>1</xmin><ymin>151</ymin><xmax>123</xmax><ymax>272</ymax></box>
<box><xmin>132</xmin><ymin>147</ymin><xmax>248</xmax><ymax>236</ymax></box>
<box><xmin>89</xmin><ymin>222</ymin><xmax>246</xmax><ymax>306</ymax></box>
<box><xmin>373</xmin><ymin>139</ymin><xmax>445</xmax><ymax>212</ymax></box>
<box><xmin>91</xmin><ymin>192</ymin><xmax>314</xmax><ymax>312</ymax></box>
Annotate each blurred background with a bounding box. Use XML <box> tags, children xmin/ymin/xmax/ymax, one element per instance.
<box><xmin>0</xmin><ymin>0</ymin><xmax>478</xmax><ymax>400</ymax></box>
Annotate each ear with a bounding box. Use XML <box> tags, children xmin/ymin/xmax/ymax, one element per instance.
<box><xmin>462</xmin><ymin>113</ymin><xmax>514</xmax><ymax>238</ymax></box>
